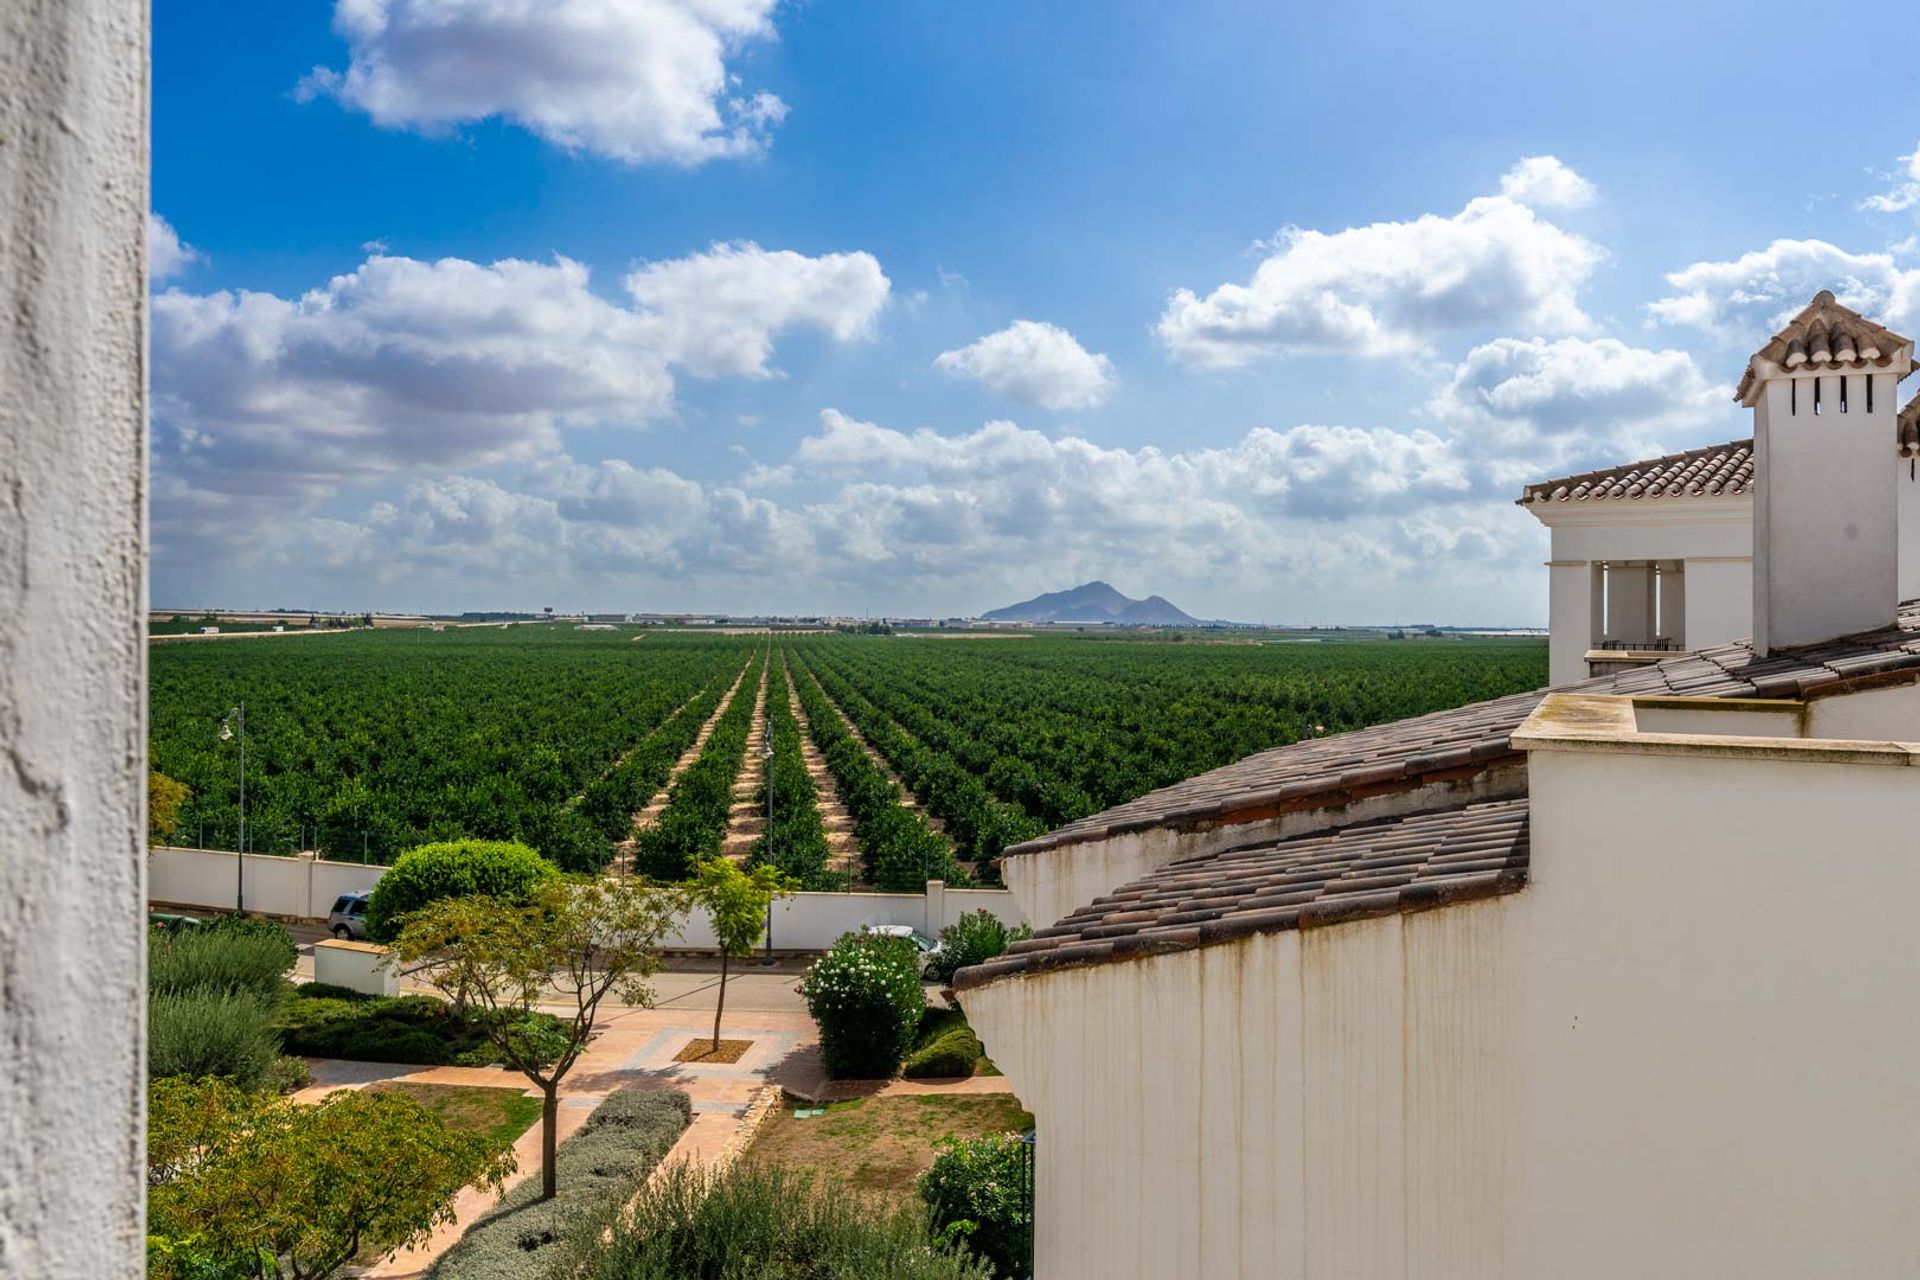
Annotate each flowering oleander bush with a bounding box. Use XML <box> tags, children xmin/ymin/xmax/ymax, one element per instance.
<box><xmin>799</xmin><ymin>932</ymin><xmax>925</xmax><ymax>1079</ymax></box>
<box><xmin>920</xmin><ymin>1133</ymin><xmax>1033</xmax><ymax>1279</ymax></box>
<box><xmin>926</xmin><ymin>910</ymin><xmax>1032</xmax><ymax>986</ymax></box>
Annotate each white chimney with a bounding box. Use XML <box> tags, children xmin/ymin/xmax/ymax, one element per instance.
<box><xmin>1739</xmin><ymin>291</ymin><xmax>1913</xmax><ymax>655</ymax></box>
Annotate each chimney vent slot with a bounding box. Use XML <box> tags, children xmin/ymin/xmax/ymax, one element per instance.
<box><xmin>1814</xmin><ymin>378</ymin><xmax>1823</xmax><ymax>416</ymax></box>
<box><xmin>1840</xmin><ymin>376</ymin><xmax>1849</xmax><ymax>413</ymax></box>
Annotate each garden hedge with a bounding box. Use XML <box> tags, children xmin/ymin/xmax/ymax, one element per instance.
<box><xmin>427</xmin><ymin>1087</ymin><xmax>692</xmax><ymax>1280</ymax></box>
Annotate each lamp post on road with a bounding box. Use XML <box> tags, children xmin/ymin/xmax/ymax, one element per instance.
<box><xmin>761</xmin><ymin>739</ymin><xmax>776</xmax><ymax>965</ymax></box>
<box><xmin>220</xmin><ymin>703</ymin><xmax>246</xmax><ymax>916</ymax></box>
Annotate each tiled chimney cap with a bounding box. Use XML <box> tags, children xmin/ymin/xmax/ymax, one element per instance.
<box><xmin>1901</xmin><ymin>391</ymin><xmax>1920</xmax><ymax>459</ymax></box>
<box><xmin>1735</xmin><ymin>289</ymin><xmax>1913</xmax><ymax>405</ymax></box>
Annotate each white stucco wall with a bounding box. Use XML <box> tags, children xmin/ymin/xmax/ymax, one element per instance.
<box><xmin>150</xmin><ymin>846</ymin><xmax>1022</xmax><ymax>948</ymax></box>
<box><xmin>0</xmin><ymin>0</ymin><xmax>148</xmax><ymax>1272</ymax></box>
<box><xmin>970</xmin><ymin>684</ymin><xmax>1920</xmax><ymax>1278</ymax></box>
<box><xmin>1533</xmin><ymin>501</ymin><xmax>1751</xmax><ymax>685</ymax></box>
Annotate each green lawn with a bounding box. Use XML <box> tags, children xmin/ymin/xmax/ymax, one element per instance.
<box><xmin>748</xmin><ymin>1094</ymin><xmax>1033</xmax><ymax>1205</ymax></box>
<box><xmin>362</xmin><ymin>1082</ymin><xmax>542</xmax><ymax>1151</ymax></box>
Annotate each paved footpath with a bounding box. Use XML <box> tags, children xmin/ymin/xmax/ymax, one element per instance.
<box><xmin>317</xmin><ymin>1002</ymin><xmax>819</xmax><ymax>1277</ymax></box>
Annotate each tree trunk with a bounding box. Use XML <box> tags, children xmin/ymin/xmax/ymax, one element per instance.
<box><xmin>712</xmin><ymin>950</ymin><xmax>729</xmax><ymax>1052</ymax></box>
<box><xmin>540</xmin><ymin>1083</ymin><xmax>558</xmax><ymax>1201</ymax></box>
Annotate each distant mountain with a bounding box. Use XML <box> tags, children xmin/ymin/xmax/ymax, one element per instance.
<box><xmin>981</xmin><ymin>581</ymin><xmax>1200</xmax><ymax>626</ymax></box>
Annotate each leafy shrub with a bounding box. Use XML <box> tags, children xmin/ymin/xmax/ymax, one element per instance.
<box><xmin>149</xmin><ymin>920</ymin><xmax>296</xmax><ymax>1000</ymax></box>
<box><xmin>920</xmin><ymin>1133</ymin><xmax>1034</xmax><ymax>1279</ymax></box>
<box><xmin>902</xmin><ymin>1025</ymin><xmax>985</xmax><ymax>1079</ymax></box>
<box><xmin>926</xmin><ymin>911</ymin><xmax>1032</xmax><ymax>986</ymax></box>
<box><xmin>149</xmin><ymin>990</ymin><xmax>282</xmax><ymax>1090</ymax></box>
<box><xmin>365</xmin><ymin>839</ymin><xmax>558</xmax><ymax>941</ymax></box>
<box><xmin>570</xmin><ymin>1161</ymin><xmax>995</xmax><ymax>1280</ymax></box>
<box><xmin>428</xmin><ymin>1088</ymin><xmax>691</xmax><ymax>1280</ymax></box>
<box><xmin>266</xmin><ymin>1054</ymin><xmax>312</xmax><ymax>1094</ymax></box>
<box><xmin>276</xmin><ymin>985</ymin><xmax>566</xmax><ymax>1067</ymax></box>
<box><xmin>799</xmin><ymin>933</ymin><xmax>925</xmax><ymax>1079</ymax></box>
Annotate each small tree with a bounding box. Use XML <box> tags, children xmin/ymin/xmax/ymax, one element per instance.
<box><xmin>391</xmin><ymin>876</ymin><xmax>681</xmax><ymax>1200</ymax></box>
<box><xmin>148</xmin><ymin>767</ymin><xmax>190</xmax><ymax>843</ymax></box>
<box><xmin>685</xmin><ymin>859</ymin><xmax>796</xmax><ymax>1052</ymax></box>
<box><xmin>147</xmin><ymin>1077</ymin><xmax>511</xmax><ymax>1280</ymax></box>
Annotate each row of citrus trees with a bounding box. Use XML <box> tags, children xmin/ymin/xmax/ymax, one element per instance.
<box><xmin>149</xmin><ymin>628</ymin><xmax>758</xmax><ymax>867</ymax></box>
<box><xmin>800</xmin><ymin>647</ymin><xmax>1040</xmax><ymax>874</ymax></box>
<box><xmin>787</xmin><ymin>646</ymin><xmax>972</xmax><ymax>891</ymax></box>
<box><xmin>797</xmin><ymin>633</ymin><xmax>1549</xmax><ymax>859</ymax></box>
<box><xmin>631</xmin><ymin>646</ymin><xmax>768</xmax><ymax>881</ymax></box>
<box><xmin>577</xmin><ymin>658</ymin><xmax>746</xmax><ymax>841</ymax></box>
<box><xmin>751</xmin><ymin>648</ymin><xmax>838</xmax><ymax>887</ymax></box>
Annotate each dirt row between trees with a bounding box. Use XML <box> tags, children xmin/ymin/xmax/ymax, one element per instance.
<box><xmin>611</xmin><ymin>658</ymin><xmax>753</xmax><ymax>873</ymax></box>
<box><xmin>792</xmin><ymin>655</ymin><xmax>953</xmax><ymax>848</ymax></box>
<box><xmin>782</xmin><ymin>660</ymin><xmax>860</xmax><ymax>879</ymax></box>
<box><xmin>719</xmin><ymin>652</ymin><xmax>773</xmax><ymax>861</ymax></box>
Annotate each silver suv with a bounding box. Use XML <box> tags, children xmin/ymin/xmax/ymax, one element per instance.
<box><xmin>327</xmin><ymin>892</ymin><xmax>372</xmax><ymax>940</ymax></box>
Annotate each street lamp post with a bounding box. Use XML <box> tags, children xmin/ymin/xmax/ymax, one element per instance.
<box><xmin>761</xmin><ymin>738</ymin><xmax>775</xmax><ymax>965</ymax></box>
<box><xmin>220</xmin><ymin>703</ymin><xmax>246</xmax><ymax>916</ymax></box>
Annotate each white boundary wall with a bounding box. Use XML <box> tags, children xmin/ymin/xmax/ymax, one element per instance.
<box><xmin>150</xmin><ymin>846</ymin><xmax>1023</xmax><ymax>950</ymax></box>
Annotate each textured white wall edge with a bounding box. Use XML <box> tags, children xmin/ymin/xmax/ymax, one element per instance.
<box><xmin>0</xmin><ymin>0</ymin><xmax>150</xmax><ymax>1275</ymax></box>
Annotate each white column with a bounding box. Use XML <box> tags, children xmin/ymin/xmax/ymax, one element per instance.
<box><xmin>1899</xmin><ymin>456</ymin><xmax>1920</xmax><ymax>604</ymax></box>
<box><xmin>0</xmin><ymin>0</ymin><xmax>148</xmax><ymax>1271</ymax></box>
<box><xmin>1683</xmin><ymin>557</ymin><xmax>1753</xmax><ymax>651</ymax></box>
<box><xmin>1658</xmin><ymin>563</ymin><xmax>1687</xmax><ymax>648</ymax></box>
<box><xmin>1548</xmin><ymin>561</ymin><xmax>1598</xmax><ymax>687</ymax></box>
<box><xmin>1606</xmin><ymin>563</ymin><xmax>1654</xmax><ymax>647</ymax></box>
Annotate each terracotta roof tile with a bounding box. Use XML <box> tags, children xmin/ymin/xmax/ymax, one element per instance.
<box><xmin>1518</xmin><ymin>440</ymin><xmax>1753</xmax><ymax>505</ymax></box>
<box><xmin>1005</xmin><ymin>599</ymin><xmax>1920</xmax><ymax>860</ymax></box>
<box><xmin>1735</xmin><ymin>289</ymin><xmax>1912</xmax><ymax>403</ymax></box>
<box><xmin>954</xmin><ymin>800</ymin><xmax>1530</xmax><ymax>990</ymax></box>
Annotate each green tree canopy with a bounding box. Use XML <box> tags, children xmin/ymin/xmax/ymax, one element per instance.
<box><xmin>685</xmin><ymin>858</ymin><xmax>796</xmax><ymax>1051</ymax></box>
<box><xmin>147</xmin><ymin>1077</ymin><xmax>512</xmax><ymax>1280</ymax></box>
<box><xmin>365</xmin><ymin>839</ymin><xmax>558</xmax><ymax>941</ymax></box>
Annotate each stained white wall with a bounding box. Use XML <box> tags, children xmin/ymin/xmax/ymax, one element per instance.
<box><xmin>971</xmin><ymin>683</ymin><xmax>1920</xmax><ymax>1278</ymax></box>
<box><xmin>0</xmin><ymin>0</ymin><xmax>148</xmax><ymax>1273</ymax></box>
<box><xmin>967</xmin><ymin>900</ymin><xmax>1519</xmax><ymax>1280</ymax></box>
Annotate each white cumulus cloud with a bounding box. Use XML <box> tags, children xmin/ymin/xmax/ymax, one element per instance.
<box><xmin>1648</xmin><ymin>238</ymin><xmax>1920</xmax><ymax>339</ymax></box>
<box><xmin>150</xmin><ymin>243</ymin><xmax>889</xmax><ymax>498</ymax></box>
<box><xmin>149</xmin><ymin>214</ymin><xmax>200</xmax><ymax>280</ymax></box>
<box><xmin>934</xmin><ymin>320</ymin><xmax>1115</xmax><ymax>411</ymax></box>
<box><xmin>624</xmin><ymin>242</ymin><xmax>891</xmax><ymax>378</ymax></box>
<box><xmin>1157</xmin><ymin>181</ymin><xmax>1603</xmax><ymax>367</ymax></box>
<box><xmin>299</xmin><ymin>0</ymin><xmax>786</xmax><ymax>166</ymax></box>
<box><xmin>1498</xmin><ymin>156</ymin><xmax>1598</xmax><ymax>210</ymax></box>
<box><xmin>1430</xmin><ymin>336</ymin><xmax>1728</xmax><ymax>485</ymax></box>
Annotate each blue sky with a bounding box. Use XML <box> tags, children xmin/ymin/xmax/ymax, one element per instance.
<box><xmin>151</xmin><ymin>0</ymin><xmax>1920</xmax><ymax>622</ymax></box>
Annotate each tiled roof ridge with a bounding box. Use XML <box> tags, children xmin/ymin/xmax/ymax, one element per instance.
<box><xmin>1004</xmin><ymin>599</ymin><xmax>1920</xmax><ymax>860</ymax></box>
<box><xmin>1734</xmin><ymin>289</ymin><xmax>1913</xmax><ymax>403</ymax></box>
<box><xmin>1517</xmin><ymin>439</ymin><xmax>1753</xmax><ymax>506</ymax></box>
